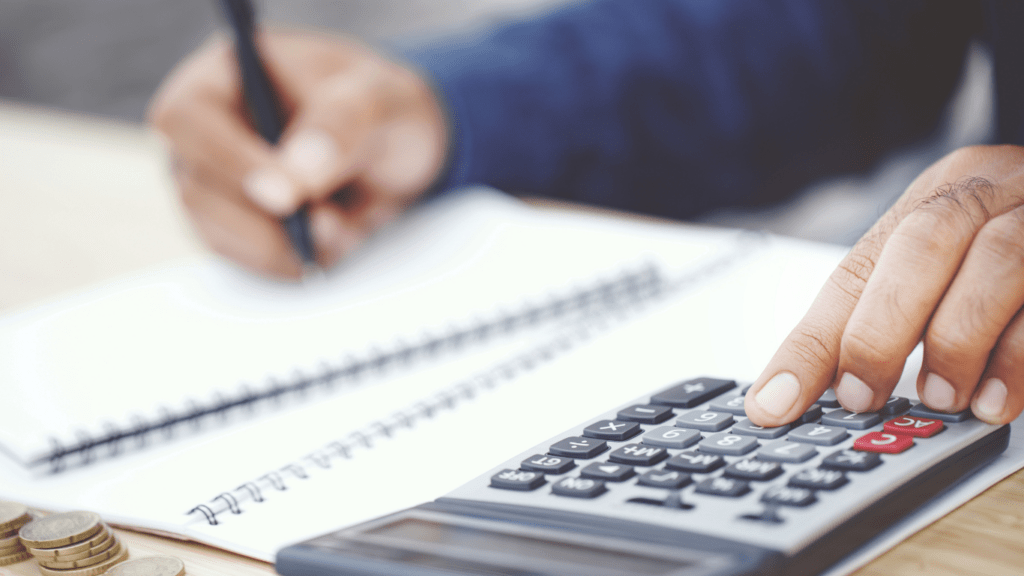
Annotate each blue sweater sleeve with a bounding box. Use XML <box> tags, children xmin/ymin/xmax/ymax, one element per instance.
<box><xmin>404</xmin><ymin>0</ymin><xmax>979</xmax><ymax>219</ymax></box>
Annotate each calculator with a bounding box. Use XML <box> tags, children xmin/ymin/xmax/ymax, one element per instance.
<box><xmin>275</xmin><ymin>377</ymin><xmax>1010</xmax><ymax>576</ymax></box>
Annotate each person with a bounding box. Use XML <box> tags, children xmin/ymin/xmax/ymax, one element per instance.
<box><xmin>148</xmin><ymin>0</ymin><xmax>1024</xmax><ymax>429</ymax></box>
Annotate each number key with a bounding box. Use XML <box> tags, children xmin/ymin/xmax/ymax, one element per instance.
<box><xmin>698</xmin><ymin>433</ymin><xmax>759</xmax><ymax>456</ymax></box>
<box><xmin>755</xmin><ymin>440</ymin><xmax>817</xmax><ymax>463</ymax></box>
<box><xmin>641</xmin><ymin>426</ymin><xmax>701</xmax><ymax>449</ymax></box>
<box><xmin>821</xmin><ymin>410</ymin><xmax>881</xmax><ymax>430</ymax></box>
<box><xmin>675</xmin><ymin>409</ymin><xmax>734</xmax><ymax>432</ymax></box>
<box><xmin>731</xmin><ymin>418</ymin><xmax>790</xmax><ymax>439</ymax></box>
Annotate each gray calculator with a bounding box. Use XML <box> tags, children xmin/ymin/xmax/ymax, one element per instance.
<box><xmin>276</xmin><ymin>377</ymin><xmax>1010</xmax><ymax>576</ymax></box>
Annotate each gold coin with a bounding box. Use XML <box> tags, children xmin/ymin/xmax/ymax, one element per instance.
<box><xmin>19</xmin><ymin>511</ymin><xmax>102</xmax><ymax>548</ymax></box>
<box><xmin>36</xmin><ymin>533</ymin><xmax>116</xmax><ymax>565</ymax></box>
<box><xmin>38</xmin><ymin>538</ymin><xmax>122</xmax><ymax>570</ymax></box>
<box><xmin>29</xmin><ymin>524</ymin><xmax>111</xmax><ymax>558</ymax></box>
<box><xmin>0</xmin><ymin>502</ymin><xmax>30</xmax><ymax>533</ymax></box>
<box><xmin>0</xmin><ymin>549</ymin><xmax>32</xmax><ymax>566</ymax></box>
<box><xmin>0</xmin><ymin>532</ymin><xmax>24</xmax><ymax>551</ymax></box>
<box><xmin>37</xmin><ymin>545</ymin><xmax>128</xmax><ymax>576</ymax></box>
<box><xmin>105</xmin><ymin>555</ymin><xmax>185</xmax><ymax>576</ymax></box>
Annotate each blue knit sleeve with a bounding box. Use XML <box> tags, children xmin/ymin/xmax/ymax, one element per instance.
<box><xmin>403</xmin><ymin>0</ymin><xmax>978</xmax><ymax>219</ymax></box>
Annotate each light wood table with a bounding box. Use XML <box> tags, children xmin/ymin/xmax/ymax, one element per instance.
<box><xmin>1</xmin><ymin>101</ymin><xmax>1022</xmax><ymax>576</ymax></box>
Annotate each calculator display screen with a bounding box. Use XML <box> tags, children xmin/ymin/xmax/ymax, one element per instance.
<box><xmin>367</xmin><ymin>518</ymin><xmax>697</xmax><ymax>575</ymax></box>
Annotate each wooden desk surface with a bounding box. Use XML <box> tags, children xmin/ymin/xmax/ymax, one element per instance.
<box><xmin>1</xmin><ymin>102</ymin><xmax>1022</xmax><ymax>576</ymax></box>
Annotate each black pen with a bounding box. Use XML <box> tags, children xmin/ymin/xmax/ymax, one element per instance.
<box><xmin>216</xmin><ymin>0</ymin><xmax>321</xmax><ymax>278</ymax></box>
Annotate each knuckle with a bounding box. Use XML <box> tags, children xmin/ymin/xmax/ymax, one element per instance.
<box><xmin>910</xmin><ymin>176</ymin><xmax>997</xmax><ymax>232</ymax></box>
<box><xmin>786</xmin><ymin>327</ymin><xmax>837</xmax><ymax>369</ymax></box>
<box><xmin>829</xmin><ymin>251</ymin><xmax>876</xmax><ymax>300</ymax></box>
<box><xmin>975</xmin><ymin>214</ymin><xmax>1024</xmax><ymax>268</ymax></box>
<box><xmin>925</xmin><ymin>324</ymin><xmax>982</xmax><ymax>365</ymax></box>
<box><xmin>841</xmin><ymin>328</ymin><xmax>895</xmax><ymax>369</ymax></box>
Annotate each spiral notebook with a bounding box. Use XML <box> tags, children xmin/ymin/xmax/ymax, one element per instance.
<box><xmin>0</xmin><ymin>188</ymin><xmax>726</xmax><ymax>476</ymax></box>
<box><xmin>0</xmin><ymin>187</ymin><xmax>825</xmax><ymax>561</ymax></box>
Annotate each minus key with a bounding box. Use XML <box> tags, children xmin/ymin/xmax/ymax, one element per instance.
<box><xmin>617</xmin><ymin>404</ymin><xmax>673</xmax><ymax>424</ymax></box>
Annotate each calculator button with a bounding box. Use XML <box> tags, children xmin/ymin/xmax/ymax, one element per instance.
<box><xmin>675</xmin><ymin>409</ymin><xmax>734</xmax><ymax>432</ymax></box>
<box><xmin>908</xmin><ymin>403</ymin><xmax>972</xmax><ymax>422</ymax></box>
<box><xmin>580</xmin><ymin>462</ymin><xmax>635</xmax><ymax>481</ymax></box>
<box><xmin>879</xmin><ymin>396</ymin><xmax>912</xmax><ymax>416</ymax></box>
<box><xmin>608</xmin><ymin>444</ymin><xmax>670</xmax><ymax>466</ymax></box>
<box><xmin>731</xmin><ymin>418</ymin><xmax>790</xmax><ymax>439</ymax></box>
<box><xmin>521</xmin><ymin>454</ymin><xmax>575</xmax><ymax>474</ymax></box>
<box><xmin>641</xmin><ymin>426</ymin><xmax>701</xmax><ymax>449</ymax></box>
<box><xmin>853</xmin><ymin>432</ymin><xmax>914</xmax><ymax>454</ymax></box>
<box><xmin>797</xmin><ymin>404</ymin><xmax>823</xmax><ymax>424</ymax></box>
<box><xmin>697</xmin><ymin>433</ymin><xmax>759</xmax><ymax>456</ymax></box>
<box><xmin>707</xmin><ymin>393</ymin><xmax>748</xmax><ymax>416</ymax></box>
<box><xmin>650</xmin><ymin>377</ymin><xmax>736</xmax><ymax>408</ymax></box>
<box><xmin>883</xmin><ymin>416</ymin><xmax>944</xmax><ymax>438</ymax></box>
<box><xmin>722</xmin><ymin>459</ymin><xmax>783</xmax><ymax>481</ymax></box>
<box><xmin>549</xmin><ymin>437</ymin><xmax>608</xmax><ymax>459</ymax></box>
<box><xmin>583</xmin><ymin>420</ymin><xmax>642</xmax><ymax>441</ymax></box>
<box><xmin>816</xmin><ymin>388</ymin><xmax>841</xmax><ymax>408</ymax></box>
<box><xmin>490</xmin><ymin>469</ymin><xmax>545</xmax><ymax>491</ymax></box>
<box><xmin>665</xmin><ymin>451</ymin><xmax>725</xmax><ymax>473</ymax></box>
<box><xmin>551</xmin><ymin>477</ymin><xmax>606</xmax><ymax>498</ymax></box>
<box><xmin>821</xmin><ymin>410</ymin><xmax>882</xmax><ymax>429</ymax></box>
<box><xmin>787</xmin><ymin>423</ymin><xmax>850</xmax><ymax>446</ymax></box>
<box><xmin>788</xmin><ymin>468</ymin><xmax>848</xmax><ymax>491</ymax></box>
<box><xmin>761</xmin><ymin>486</ymin><xmax>816</xmax><ymax>507</ymax></box>
<box><xmin>821</xmin><ymin>449</ymin><xmax>882</xmax><ymax>472</ymax></box>
<box><xmin>617</xmin><ymin>404</ymin><xmax>673</xmax><ymax>424</ymax></box>
<box><xmin>637</xmin><ymin>469</ymin><xmax>691</xmax><ymax>489</ymax></box>
<box><xmin>694</xmin><ymin>477</ymin><xmax>750</xmax><ymax>498</ymax></box>
<box><xmin>755</xmin><ymin>440</ymin><xmax>818</xmax><ymax>463</ymax></box>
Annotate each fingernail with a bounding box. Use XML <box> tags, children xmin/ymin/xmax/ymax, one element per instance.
<box><xmin>923</xmin><ymin>372</ymin><xmax>956</xmax><ymax>411</ymax></box>
<box><xmin>311</xmin><ymin>210</ymin><xmax>365</xmax><ymax>266</ymax></box>
<box><xmin>243</xmin><ymin>168</ymin><xmax>297</xmax><ymax>215</ymax></box>
<box><xmin>974</xmin><ymin>378</ymin><xmax>1007</xmax><ymax>421</ymax></box>
<box><xmin>280</xmin><ymin>128</ymin><xmax>340</xmax><ymax>189</ymax></box>
<box><xmin>836</xmin><ymin>373</ymin><xmax>874</xmax><ymax>413</ymax></box>
<box><xmin>755</xmin><ymin>372</ymin><xmax>801</xmax><ymax>417</ymax></box>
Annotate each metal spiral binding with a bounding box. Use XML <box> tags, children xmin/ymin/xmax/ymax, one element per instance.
<box><xmin>183</xmin><ymin>262</ymin><xmax>689</xmax><ymax>526</ymax></box>
<box><xmin>36</xmin><ymin>265</ymin><xmax>664</xmax><ymax>474</ymax></box>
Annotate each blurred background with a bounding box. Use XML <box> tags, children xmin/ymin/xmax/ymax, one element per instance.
<box><xmin>0</xmin><ymin>0</ymin><xmax>996</xmax><ymax>245</ymax></box>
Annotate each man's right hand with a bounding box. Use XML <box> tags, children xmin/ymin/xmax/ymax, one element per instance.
<box><xmin>149</xmin><ymin>30</ymin><xmax>449</xmax><ymax>279</ymax></box>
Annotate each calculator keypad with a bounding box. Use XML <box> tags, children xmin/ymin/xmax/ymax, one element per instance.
<box><xmin>473</xmin><ymin>376</ymin><xmax>998</xmax><ymax>549</ymax></box>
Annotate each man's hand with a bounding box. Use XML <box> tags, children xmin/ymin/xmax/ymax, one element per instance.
<box><xmin>148</xmin><ymin>30</ymin><xmax>448</xmax><ymax>278</ymax></box>
<box><xmin>746</xmin><ymin>145</ymin><xmax>1024</xmax><ymax>427</ymax></box>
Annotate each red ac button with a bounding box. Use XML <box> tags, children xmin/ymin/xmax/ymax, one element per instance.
<box><xmin>883</xmin><ymin>416</ymin><xmax>944</xmax><ymax>438</ymax></box>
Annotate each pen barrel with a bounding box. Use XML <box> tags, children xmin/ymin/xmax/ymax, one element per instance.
<box><xmin>219</xmin><ymin>0</ymin><xmax>285</xmax><ymax>144</ymax></box>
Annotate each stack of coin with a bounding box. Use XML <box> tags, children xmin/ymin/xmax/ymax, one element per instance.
<box><xmin>0</xmin><ymin>501</ymin><xmax>33</xmax><ymax>566</ymax></box>
<box><xmin>19</xmin><ymin>511</ymin><xmax>129</xmax><ymax>576</ymax></box>
<box><xmin>106</xmin><ymin>556</ymin><xmax>185</xmax><ymax>576</ymax></box>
